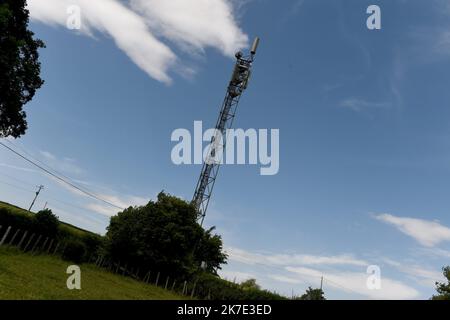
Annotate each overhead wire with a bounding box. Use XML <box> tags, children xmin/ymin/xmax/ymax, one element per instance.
<box><xmin>0</xmin><ymin>141</ymin><xmax>124</xmax><ymax>210</ymax></box>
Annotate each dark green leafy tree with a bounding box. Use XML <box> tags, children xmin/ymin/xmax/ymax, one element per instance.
<box><xmin>104</xmin><ymin>192</ymin><xmax>227</xmax><ymax>276</ymax></box>
<box><xmin>0</xmin><ymin>0</ymin><xmax>45</xmax><ymax>138</ymax></box>
<box><xmin>297</xmin><ymin>287</ymin><xmax>326</xmax><ymax>300</ymax></box>
<box><xmin>194</xmin><ymin>226</ymin><xmax>227</xmax><ymax>275</ymax></box>
<box><xmin>33</xmin><ymin>208</ymin><xmax>59</xmax><ymax>236</ymax></box>
<box><xmin>432</xmin><ymin>266</ymin><xmax>450</xmax><ymax>300</ymax></box>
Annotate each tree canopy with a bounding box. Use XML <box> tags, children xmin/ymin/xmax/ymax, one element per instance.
<box><xmin>104</xmin><ymin>192</ymin><xmax>227</xmax><ymax>277</ymax></box>
<box><xmin>0</xmin><ymin>0</ymin><xmax>44</xmax><ymax>138</ymax></box>
<box><xmin>432</xmin><ymin>266</ymin><xmax>450</xmax><ymax>300</ymax></box>
<box><xmin>33</xmin><ymin>208</ymin><xmax>59</xmax><ymax>237</ymax></box>
<box><xmin>297</xmin><ymin>287</ymin><xmax>326</xmax><ymax>300</ymax></box>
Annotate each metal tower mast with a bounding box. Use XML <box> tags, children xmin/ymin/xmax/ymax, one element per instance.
<box><xmin>193</xmin><ymin>37</ymin><xmax>260</xmax><ymax>225</ymax></box>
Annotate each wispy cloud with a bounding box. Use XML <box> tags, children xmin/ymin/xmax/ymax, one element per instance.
<box><xmin>130</xmin><ymin>0</ymin><xmax>248</xmax><ymax>57</ymax></box>
<box><xmin>39</xmin><ymin>150</ymin><xmax>84</xmax><ymax>176</ymax></box>
<box><xmin>85</xmin><ymin>194</ymin><xmax>148</xmax><ymax>217</ymax></box>
<box><xmin>27</xmin><ymin>0</ymin><xmax>248</xmax><ymax>84</ymax></box>
<box><xmin>226</xmin><ymin>246</ymin><xmax>368</xmax><ymax>267</ymax></box>
<box><xmin>286</xmin><ymin>266</ymin><xmax>420</xmax><ymax>300</ymax></box>
<box><xmin>339</xmin><ymin>98</ymin><xmax>391</xmax><ymax>113</ymax></box>
<box><xmin>382</xmin><ymin>257</ymin><xmax>444</xmax><ymax>287</ymax></box>
<box><xmin>0</xmin><ymin>163</ymin><xmax>38</xmax><ymax>173</ymax></box>
<box><xmin>375</xmin><ymin>213</ymin><xmax>450</xmax><ymax>247</ymax></box>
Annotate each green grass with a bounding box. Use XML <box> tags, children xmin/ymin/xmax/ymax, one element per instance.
<box><xmin>0</xmin><ymin>246</ymin><xmax>184</xmax><ymax>300</ymax></box>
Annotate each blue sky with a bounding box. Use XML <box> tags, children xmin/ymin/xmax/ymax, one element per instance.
<box><xmin>1</xmin><ymin>0</ymin><xmax>450</xmax><ymax>299</ymax></box>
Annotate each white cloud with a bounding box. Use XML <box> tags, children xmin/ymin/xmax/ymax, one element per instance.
<box><xmin>85</xmin><ymin>194</ymin><xmax>148</xmax><ymax>217</ymax></box>
<box><xmin>269</xmin><ymin>274</ymin><xmax>304</xmax><ymax>285</ymax></box>
<box><xmin>131</xmin><ymin>0</ymin><xmax>248</xmax><ymax>57</ymax></box>
<box><xmin>339</xmin><ymin>98</ymin><xmax>391</xmax><ymax>112</ymax></box>
<box><xmin>286</xmin><ymin>266</ymin><xmax>420</xmax><ymax>300</ymax></box>
<box><xmin>27</xmin><ymin>0</ymin><xmax>248</xmax><ymax>83</ymax></box>
<box><xmin>39</xmin><ymin>150</ymin><xmax>84</xmax><ymax>176</ymax></box>
<box><xmin>420</xmin><ymin>247</ymin><xmax>450</xmax><ymax>259</ymax></box>
<box><xmin>0</xmin><ymin>163</ymin><xmax>38</xmax><ymax>173</ymax></box>
<box><xmin>40</xmin><ymin>150</ymin><xmax>56</xmax><ymax>161</ymax></box>
<box><xmin>375</xmin><ymin>213</ymin><xmax>450</xmax><ymax>247</ymax></box>
<box><xmin>226</xmin><ymin>246</ymin><xmax>368</xmax><ymax>267</ymax></box>
<box><xmin>382</xmin><ymin>258</ymin><xmax>444</xmax><ymax>287</ymax></box>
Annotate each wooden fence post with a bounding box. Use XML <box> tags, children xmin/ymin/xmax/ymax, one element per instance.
<box><xmin>52</xmin><ymin>242</ymin><xmax>60</xmax><ymax>255</ymax></box>
<box><xmin>24</xmin><ymin>233</ymin><xmax>35</xmax><ymax>251</ymax></box>
<box><xmin>9</xmin><ymin>228</ymin><xmax>20</xmax><ymax>245</ymax></box>
<box><xmin>18</xmin><ymin>230</ymin><xmax>28</xmax><ymax>248</ymax></box>
<box><xmin>31</xmin><ymin>235</ymin><xmax>42</xmax><ymax>252</ymax></box>
<box><xmin>190</xmin><ymin>281</ymin><xmax>197</xmax><ymax>298</ymax></box>
<box><xmin>0</xmin><ymin>226</ymin><xmax>12</xmax><ymax>245</ymax></box>
<box><xmin>165</xmin><ymin>276</ymin><xmax>169</xmax><ymax>290</ymax></box>
<box><xmin>47</xmin><ymin>239</ymin><xmax>54</xmax><ymax>253</ymax></box>
<box><xmin>171</xmin><ymin>280</ymin><xmax>177</xmax><ymax>291</ymax></box>
<box><xmin>41</xmin><ymin>237</ymin><xmax>49</xmax><ymax>252</ymax></box>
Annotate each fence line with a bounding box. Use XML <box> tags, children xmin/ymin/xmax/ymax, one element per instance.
<box><xmin>0</xmin><ymin>224</ymin><xmax>213</xmax><ymax>299</ymax></box>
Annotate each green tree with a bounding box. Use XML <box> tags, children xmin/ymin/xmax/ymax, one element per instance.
<box><xmin>240</xmin><ymin>279</ymin><xmax>261</xmax><ymax>291</ymax></box>
<box><xmin>33</xmin><ymin>208</ymin><xmax>59</xmax><ymax>236</ymax></box>
<box><xmin>432</xmin><ymin>266</ymin><xmax>450</xmax><ymax>300</ymax></box>
<box><xmin>0</xmin><ymin>0</ymin><xmax>45</xmax><ymax>138</ymax></box>
<box><xmin>297</xmin><ymin>287</ymin><xmax>326</xmax><ymax>300</ymax></box>
<box><xmin>104</xmin><ymin>192</ymin><xmax>227</xmax><ymax>276</ymax></box>
<box><xmin>195</xmin><ymin>226</ymin><xmax>227</xmax><ymax>275</ymax></box>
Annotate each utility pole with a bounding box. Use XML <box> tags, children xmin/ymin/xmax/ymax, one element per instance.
<box><xmin>43</xmin><ymin>202</ymin><xmax>48</xmax><ymax>210</ymax></box>
<box><xmin>29</xmin><ymin>185</ymin><xmax>44</xmax><ymax>212</ymax></box>
<box><xmin>320</xmin><ymin>276</ymin><xmax>324</xmax><ymax>291</ymax></box>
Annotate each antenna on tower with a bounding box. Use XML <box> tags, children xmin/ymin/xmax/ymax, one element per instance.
<box><xmin>192</xmin><ymin>37</ymin><xmax>260</xmax><ymax>225</ymax></box>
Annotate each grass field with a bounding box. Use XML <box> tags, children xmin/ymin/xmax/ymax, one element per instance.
<box><xmin>0</xmin><ymin>246</ymin><xmax>184</xmax><ymax>300</ymax></box>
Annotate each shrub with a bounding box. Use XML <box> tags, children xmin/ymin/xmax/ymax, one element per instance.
<box><xmin>33</xmin><ymin>209</ymin><xmax>59</xmax><ymax>236</ymax></box>
<box><xmin>62</xmin><ymin>239</ymin><xmax>87</xmax><ymax>263</ymax></box>
<box><xmin>104</xmin><ymin>192</ymin><xmax>226</xmax><ymax>277</ymax></box>
<box><xmin>193</xmin><ymin>272</ymin><xmax>285</xmax><ymax>300</ymax></box>
<box><xmin>82</xmin><ymin>233</ymin><xmax>103</xmax><ymax>257</ymax></box>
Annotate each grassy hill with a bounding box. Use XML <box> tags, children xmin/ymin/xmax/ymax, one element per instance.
<box><xmin>0</xmin><ymin>200</ymin><xmax>95</xmax><ymax>237</ymax></box>
<box><xmin>0</xmin><ymin>246</ymin><xmax>184</xmax><ymax>300</ymax></box>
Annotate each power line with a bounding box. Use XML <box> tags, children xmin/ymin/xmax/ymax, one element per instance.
<box><xmin>0</xmin><ymin>178</ymin><xmax>107</xmax><ymax>215</ymax></box>
<box><xmin>322</xmin><ymin>276</ymin><xmax>363</xmax><ymax>296</ymax></box>
<box><xmin>5</xmin><ymin>139</ymin><xmax>86</xmax><ymax>188</ymax></box>
<box><xmin>0</xmin><ymin>141</ymin><xmax>124</xmax><ymax>210</ymax></box>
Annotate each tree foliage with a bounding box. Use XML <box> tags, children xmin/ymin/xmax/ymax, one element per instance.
<box><xmin>0</xmin><ymin>0</ymin><xmax>45</xmax><ymax>138</ymax></box>
<box><xmin>297</xmin><ymin>287</ymin><xmax>326</xmax><ymax>300</ymax></box>
<box><xmin>33</xmin><ymin>208</ymin><xmax>59</xmax><ymax>237</ymax></box>
<box><xmin>104</xmin><ymin>192</ymin><xmax>227</xmax><ymax>276</ymax></box>
<box><xmin>240</xmin><ymin>279</ymin><xmax>261</xmax><ymax>291</ymax></box>
<box><xmin>432</xmin><ymin>266</ymin><xmax>450</xmax><ymax>300</ymax></box>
